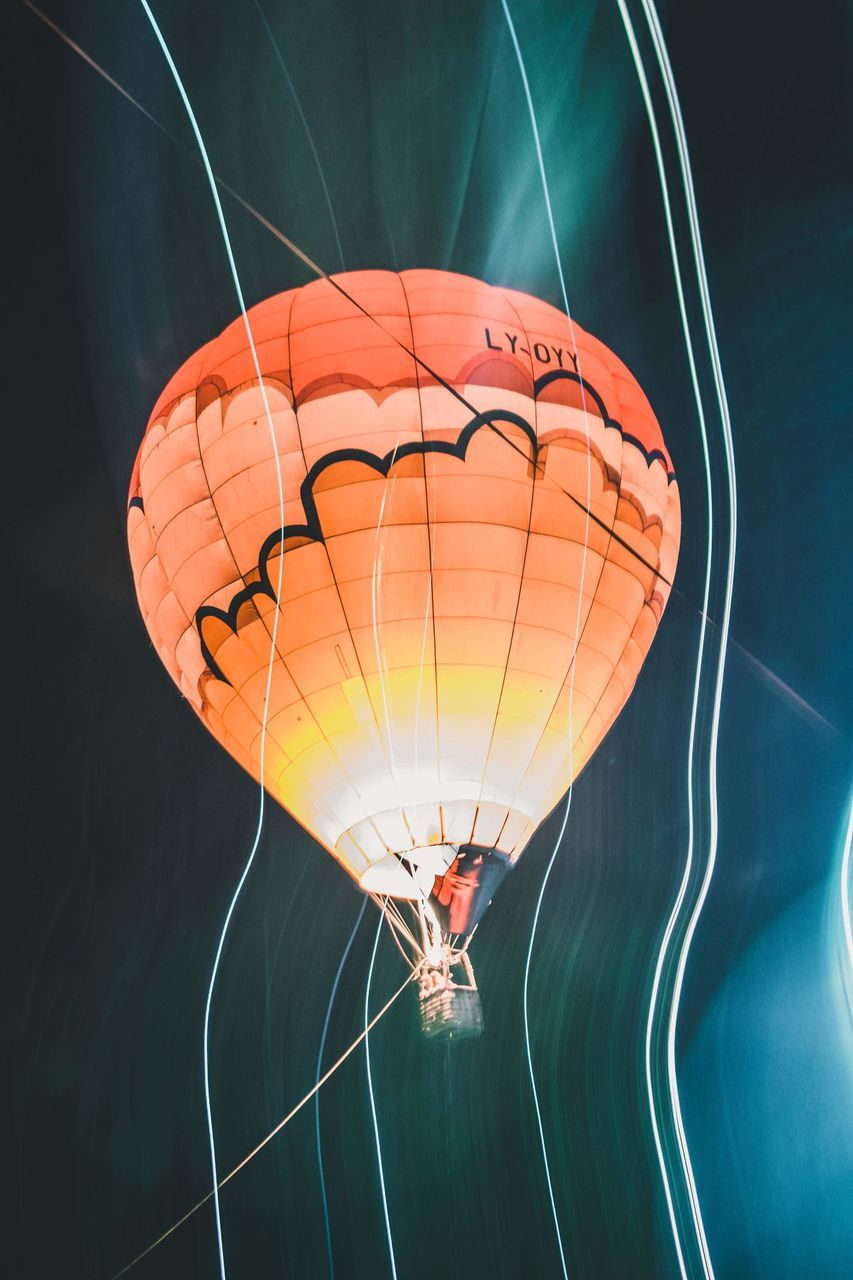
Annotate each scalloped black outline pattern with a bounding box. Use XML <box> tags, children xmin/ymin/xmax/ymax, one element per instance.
<box><xmin>535</xmin><ymin>370</ymin><xmax>675</xmax><ymax>475</ymax></box>
<box><xmin>198</xmin><ymin>375</ymin><xmax>675</xmax><ymax>683</ymax></box>
<box><xmin>196</xmin><ymin>407</ymin><xmax>538</xmax><ymax>682</ymax></box>
<box><xmin>129</xmin><ymin>369</ymin><xmax>677</xmax><ymax>686</ymax></box>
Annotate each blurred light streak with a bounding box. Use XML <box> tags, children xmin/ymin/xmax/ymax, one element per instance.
<box><xmin>316</xmin><ymin>898</ymin><xmax>367</xmax><ymax>1279</ymax></box>
<box><xmin>498</xmin><ymin>0</ymin><xmax>572</xmax><ymax>333</ymax></box>
<box><xmin>136</xmin><ymin>5</ymin><xmax>287</xmax><ymax>1277</ymax></box>
<box><xmin>728</xmin><ymin>638</ymin><xmax>840</xmax><ymax>740</ymax></box>
<box><xmin>641</xmin><ymin>4</ymin><xmax>739</xmax><ymax>1277</ymax></box>
<box><xmin>499</xmin><ymin>4</ymin><xmax>594</xmax><ymax>1275</ymax></box>
<box><xmin>365</xmin><ymin>906</ymin><xmax>398</xmax><ymax>1279</ymax></box>
<box><xmin>23</xmin><ymin>0</ymin><xmax>165</xmax><ymax>134</ymax></box>
<box><xmin>252</xmin><ymin>0</ymin><xmax>345</xmax><ymax>272</ymax></box>
<box><xmin>618</xmin><ymin>2</ymin><xmax>739</xmax><ymax>1276</ymax></box>
<box><xmin>110</xmin><ymin>966</ymin><xmax>415</xmax><ymax>1279</ymax></box>
<box><xmin>615</xmin><ymin>5</ymin><xmax>713</xmax><ymax>1273</ymax></box>
<box><xmin>840</xmin><ymin>786</ymin><xmax>853</xmax><ymax>995</ymax></box>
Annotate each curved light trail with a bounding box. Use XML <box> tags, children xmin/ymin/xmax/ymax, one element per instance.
<box><xmin>365</xmin><ymin>907</ymin><xmax>398</xmax><ymax>1279</ymax></box>
<box><xmin>617</xmin><ymin>2</ymin><xmax>739</xmax><ymax>1276</ymax></box>
<box><xmin>613</xmin><ymin>4</ymin><xmax>713</xmax><ymax>1275</ymax></box>
<box><xmin>639</xmin><ymin>5</ymin><xmax>739</xmax><ymax>1277</ymax></box>
<box><xmin>842</xmin><ymin>789</ymin><xmax>853</xmax><ymax>990</ymax></box>
<box><xmin>315</xmin><ymin>897</ymin><xmax>368</xmax><ymax>1278</ymax></box>
<box><xmin>499</xmin><ymin>3</ymin><xmax>596</xmax><ymax>1274</ymax></box>
<box><xmin>244</xmin><ymin>28</ymin><xmax>401</xmax><ymax>1261</ymax></box>
<box><xmin>252</xmin><ymin>0</ymin><xmax>345</xmax><ymax>271</ymax></box>
<box><xmin>137</xmin><ymin>5</ymin><xmax>287</xmax><ymax>1277</ymax></box>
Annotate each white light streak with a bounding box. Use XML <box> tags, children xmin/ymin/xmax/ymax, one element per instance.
<box><xmin>499</xmin><ymin>4</ymin><xmax>595</xmax><ymax>1276</ymax></box>
<box><xmin>613</xmin><ymin>4</ymin><xmax>711</xmax><ymax>1275</ymax></box>
<box><xmin>137</xmin><ymin>6</ymin><xmax>286</xmax><ymax>1278</ymax></box>
<box><xmin>252</xmin><ymin>0</ymin><xmax>345</xmax><ymax>272</ymax></box>
<box><xmin>316</xmin><ymin>898</ymin><xmax>367</xmax><ymax>1278</ymax></box>
<box><xmin>842</xmin><ymin>790</ymin><xmax>853</xmax><ymax>988</ymax></box>
<box><xmin>365</xmin><ymin>906</ymin><xmax>398</xmax><ymax>1279</ymax></box>
<box><xmin>616</xmin><ymin>2</ymin><xmax>739</xmax><ymax>1276</ymax></box>
<box><xmin>642</xmin><ymin>3</ymin><xmax>739</xmax><ymax>1275</ymax></box>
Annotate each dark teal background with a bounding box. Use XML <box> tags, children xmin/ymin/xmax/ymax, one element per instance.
<box><xmin>6</xmin><ymin>2</ymin><xmax>851</xmax><ymax>1276</ymax></box>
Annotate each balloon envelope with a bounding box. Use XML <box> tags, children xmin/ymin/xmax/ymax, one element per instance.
<box><xmin>127</xmin><ymin>269</ymin><xmax>679</xmax><ymax>919</ymax></box>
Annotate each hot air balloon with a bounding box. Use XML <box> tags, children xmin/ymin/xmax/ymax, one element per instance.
<box><xmin>127</xmin><ymin>269</ymin><xmax>679</xmax><ymax>1035</ymax></box>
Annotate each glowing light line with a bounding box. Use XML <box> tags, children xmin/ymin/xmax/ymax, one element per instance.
<box><xmin>24</xmin><ymin>0</ymin><xmax>162</xmax><ymax>133</ymax></box>
<box><xmin>499</xmin><ymin>4</ymin><xmax>595</xmax><ymax>1275</ymax></box>
<box><xmin>252</xmin><ymin>10</ymin><xmax>355</xmax><ymax>1271</ymax></box>
<box><xmin>613</xmin><ymin>4</ymin><xmax>712</xmax><ymax>1275</ymax></box>
<box><xmin>372</xmin><ymin>433</ymin><xmax>442</xmax><ymax>967</ymax></box>
<box><xmin>110</xmin><ymin>966</ymin><xmax>414</xmax><ymax>1279</ymax></box>
<box><xmin>252</xmin><ymin>0</ymin><xmax>345</xmax><ymax>272</ymax></box>
<box><xmin>617</xmin><ymin>2</ymin><xmax>739</xmax><ymax>1276</ymax></box>
<box><xmin>315</xmin><ymin>898</ymin><xmax>367</xmax><ymax>1279</ymax></box>
<box><xmin>499</xmin><ymin>1</ymin><xmax>573</xmax><ymax>337</ymax></box>
<box><xmin>365</xmin><ymin>907</ymin><xmax>398</xmax><ymax>1279</ymax></box>
<box><xmin>640</xmin><ymin>7</ymin><xmax>738</xmax><ymax>1278</ymax></box>
<box><xmin>136</xmin><ymin>6</ymin><xmax>287</xmax><ymax>1277</ymax></box>
<box><xmin>841</xmin><ymin>787</ymin><xmax>853</xmax><ymax>992</ymax></box>
<box><xmin>372</xmin><ymin>436</ymin><xmax>433</xmax><ymax>952</ymax></box>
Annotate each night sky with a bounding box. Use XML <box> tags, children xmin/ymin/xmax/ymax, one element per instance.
<box><xmin>7</xmin><ymin>2</ymin><xmax>852</xmax><ymax>1277</ymax></box>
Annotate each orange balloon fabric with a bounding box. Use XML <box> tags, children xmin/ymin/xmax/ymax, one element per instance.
<box><xmin>127</xmin><ymin>269</ymin><xmax>680</xmax><ymax>901</ymax></box>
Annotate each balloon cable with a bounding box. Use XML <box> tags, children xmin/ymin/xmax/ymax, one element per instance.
<box><xmin>109</xmin><ymin>965</ymin><xmax>415</xmax><ymax>1279</ymax></box>
<box><xmin>315</xmin><ymin>897</ymin><xmax>367</xmax><ymax>1280</ymax></box>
